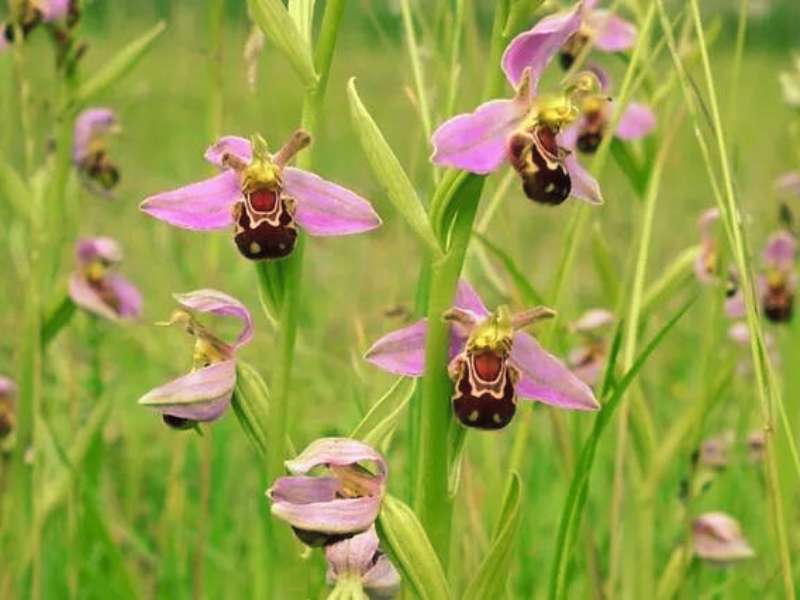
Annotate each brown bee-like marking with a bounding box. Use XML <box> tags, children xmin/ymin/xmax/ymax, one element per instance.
<box><xmin>84</xmin><ymin>150</ymin><xmax>120</xmax><ymax>191</ymax></box>
<box><xmin>576</xmin><ymin>110</ymin><xmax>605</xmax><ymax>154</ymax></box>
<box><xmin>451</xmin><ymin>350</ymin><xmax>519</xmax><ymax>430</ymax></box>
<box><xmin>509</xmin><ymin>127</ymin><xmax>571</xmax><ymax>205</ymax></box>
<box><xmin>162</xmin><ymin>414</ymin><xmax>195</xmax><ymax>430</ymax></box>
<box><xmin>558</xmin><ymin>32</ymin><xmax>590</xmax><ymax>71</ymax></box>
<box><xmin>763</xmin><ymin>284</ymin><xmax>794</xmax><ymax>323</ymax></box>
<box><xmin>233</xmin><ymin>189</ymin><xmax>298</xmax><ymax>261</ymax></box>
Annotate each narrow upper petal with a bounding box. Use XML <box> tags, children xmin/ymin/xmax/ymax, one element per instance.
<box><xmin>763</xmin><ymin>230</ymin><xmax>796</xmax><ymax>271</ymax></box>
<box><xmin>615</xmin><ymin>102</ymin><xmax>656</xmax><ymax>140</ymax></box>
<box><xmin>106</xmin><ymin>274</ymin><xmax>143</xmax><ymax>319</ymax></box>
<box><xmin>76</xmin><ymin>236</ymin><xmax>123</xmax><ymax>266</ymax></box>
<box><xmin>140</xmin><ymin>170</ymin><xmax>241</xmax><ymax>231</ymax></box>
<box><xmin>588</xmin><ymin>10</ymin><xmax>637</xmax><ymax>52</ymax></box>
<box><xmin>283</xmin><ymin>167</ymin><xmax>382</xmax><ymax>236</ymax></box>
<box><xmin>284</xmin><ymin>437</ymin><xmax>387</xmax><ymax>478</ymax></box>
<box><xmin>564</xmin><ymin>153</ymin><xmax>603</xmax><ymax>204</ymax></box>
<box><xmin>174</xmin><ymin>289</ymin><xmax>253</xmax><ymax>349</ymax></box>
<box><xmin>430</xmin><ymin>99</ymin><xmax>527</xmax><ymax>174</ymax></box>
<box><xmin>364</xmin><ymin>319</ymin><xmax>429</xmax><ymax>377</ymax></box>
<box><xmin>510</xmin><ymin>331</ymin><xmax>600</xmax><ymax>410</ymax></box>
<box><xmin>775</xmin><ymin>171</ymin><xmax>800</xmax><ymax>197</ymax></box>
<box><xmin>501</xmin><ymin>2</ymin><xmax>583</xmax><ymax>89</ymax></box>
<box><xmin>325</xmin><ymin>526</ymin><xmax>381</xmax><ymax>577</ymax></box>
<box><xmin>271</xmin><ymin>494</ymin><xmax>381</xmax><ymax>535</ymax></box>
<box><xmin>454</xmin><ymin>280</ymin><xmax>490</xmax><ymax>317</ymax></box>
<box><xmin>137</xmin><ymin>360</ymin><xmax>236</xmax><ymax>421</ymax></box>
<box><xmin>73</xmin><ymin>108</ymin><xmax>117</xmax><ymax>162</ymax></box>
<box><xmin>204</xmin><ymin>135</ymin><xmax>253</xmax><ymax>167</ymax></box>
<box><xmin>692</xmin><ymin>512</ymin><xmax>755</xmax><ymax>562</ymax></box>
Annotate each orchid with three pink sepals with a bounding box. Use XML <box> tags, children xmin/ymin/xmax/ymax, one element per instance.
<box><xmin>430</xmin><ymin>1</ymin><xmax>605</xmax><ymax>206</ymax></box>
<box><xmin>325</xmin><ymin>526</ymin><xmax>400</xmax><ymax>599</ymax></box>
<box><xmin>268</xmin><ymin>438</ymin><xmax>388</xmax><ymax>547</ymax></box>
<box><xmin>365</xmin><ymin>281</ymin><xmax>599</xmax><ymax>431</ymax></box>
<box><xmin>692</xmin><ymin>512</ymin><xmax>755</xmax><ymax>563</ymax></box>
<box><xmin>73</xmin><ymin>108</ymin><xmax>121</xmax><ymax>194</ymax></box>
<box><xmin>138</xmin><ymin>289</ymin><xmax>252</xmax><ymax>430</ymax></box>
<box><xmin>68</xmin><ymin>237</ymin><xmax>142</xmax><ymax>322</ymax></box>
<box><xmin>0</xmin><ymin>0</ymin><xmax>73</xmax><ymax>50</ymax></box>
<box><xmin>557</xmin><ymin>0</ymin><xmax>637</xmax><ymax>69</ymax></box>
<box><xmin>141</xmin><ymin>130</ymin><xmax>381</xmax><ymax>261</ymax></box>
<box><xmin>760</xmin><ymin>229</ymin><xmax>796</xmax><ymax>323</ymax></box>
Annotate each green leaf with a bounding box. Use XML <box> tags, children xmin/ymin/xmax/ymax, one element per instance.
<box><xmin>0</xmin><ymin>153</ymin><xmax>31</xmax><ymax>220</ymax></box>
<box><xmin>463</xmin><ymin>473</ymin><xmax>522</xmax><ymax>600</ymax></box>
<box><xmin>72</xmin><ymin>21</ymin><xmax>166</xmax><ymax>109</ymax></box>
<box><xmin>288</xmin><ymin>0</ymin><xmax>316</xmax><ymax>46</ymax></box>
<box><xmin>346</xmin><ymin>78</ymin><xmax>442</xmax><ymax>256</ymax></box>
<box><xmin>549</xmin><ymin>296</ymin><xmax>695</xmax><ymax>600</ymax></box>
<box><xmin>349</xmin><ymin>377</ymin><xmax>415</xmax><ymax>449</ymax></box>
<box><xmin>377</xmin><ymin>494</ymin><xmax>452</xmax><ymax>600</ymax></box>
<box><xmin>255</xmin><ymin>261</ymin><xmax>285</xmax><ymax>324</ymax></box>
<box><xmin>232</xmin><ymin>361</ymin><xmax>272</xmax><ymax>459</ymax></box>
<box><xmin>248</xmin><ymin>0</ymin><xmax>317</xmax><ymax>88</ymax></box>
<box><xmin>40</xmin><ymin>296</ymin><xmax>76</xmax><ymax>348</ymax></box>
<box><xmin>473</xmin><ymin>232</ymin><xmax>545</xmax><ymax>305</ymax></box>
<box><xmin>641</xmin><ymin>245</ymin><xmax>701</xmax><ymax>317</ymax></box>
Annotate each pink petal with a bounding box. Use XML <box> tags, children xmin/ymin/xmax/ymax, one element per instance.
<box><xmin>283</xmin><ymin>167</ymin><xmax>382</xmax><ymax>236</ymax></box>
<box><xmin>68</xmin><ymin>273</ymin><xmax>127</xmax><ymax>322</ymax></box>
<box><xmin>692</xmin><ymin>512</ymin><xmax>754</xmax><ymax>562</ymax></box>
<box><xmin>588</xmin><ymin>10</ymin><xmax>637</xmax><ymax>52</ymax></box>
<box><xmin>40</xmin><ymin>0</ymin><xmax>71</xmax><ymax>21</ymax></box>
<box><xmin>564</xmin><ymin>152</ymin><xmax>603</xmax><ymax>204</ymax></box>
<box><xmin>75</xmin><ymin>236</ymin><xmax>123</xmax><ymax>266</ymax></box>
<box><xmin>325</xmin><ymin>526</ymin><xmax>381</xmax><ymax>577</ymax></box>
<box><xmin>0</xmin><ymin>376</ymin><xmax>17</xmax><ymax>398</ymax></box>
<box><xmin>362</xmin><ymin>554</ymin><xmax>401</xmax><ymax>595</ymax></box>
<box><xmin>725</xmin><ymin>288</ymin><xmax>746</xmax><ymax>319</ymax></box>
<box><xmin>697</xmin><ymin>207</ymin><xmax>720</xmax><ymax>239</ymax></box>
<box><xmin>174</xmin><ymin>288</ymin><xmax>253</xmax><ymax>349</ymax></box>
<box><xmin>571</xmin><ymin>308</ymin><xmax>614</xmax><ymax>332</ymax></box>
<box><xmin>568</xmin><ymin>348</ymin><xmax>604</xmax><ymax>387</ymax></box>
<box><xmin>510</xmin><ymin>331</ymin><xmax>600</xmax><ymax>410</ymax></box>
<box><xmin>140</xmin><ymin>170</ymin><xmax>241</xmax><ymax>231</ymax></box>
<box><xmin>454</xmin><ymin>280</ymin><xmax>490</xmax><ymax>316</ymax></box>
<box><xmin>284</xmin><ymin>437</ymin><xmax>387</xmax><ymax>479</ymax></box>
<box><xmin>559</xmin><ymin>122</ymin><xmax>581</xmax><ymax>151</ymax></box>
<box><xmin>270</xmin><ymin>475</ymin><xmax>341</xmax><ymax>504</ymax></box>
<box><xmin>364</xmin><ymin>319</ymin><xmax>429</xmax><ymax>377</ymax></box>
<box><xmin>204</xmin><ymin>135</ymin><xmax>253</xmax><ymax>167</ymax></box>
<box><xmin>73</xmin><ymin>108</ymin><xmax>117</xmax><ymax>162</ymax></box>
<box><xmin>271</xmin><ymin>494</ymin><xmax>381</xmax><ymax>535</ymax></box>
<box><xmin>137</xmin><ymin>360</ymin><xmax>236</xmax><ymax>422</ymax></box>
<box><xmin>615</xmin><ymin>102</ymin><xmax>656</xmax><ymax>140</ymax></box>
<box><xmin>501</xmin><ymin>3</ymin><xmax>583</xmax><ymax>89</ymax></box>
<box><xmin>106</xmin><ymin>274</ymin><xmax>143</xmax><ymax>319</ymax></box>
<box><xmin>775</xmin><ymin>171</ymin><xmax>800</xmax><ymax>197</ymax></box>
<box><xmin>763</xmin><ymin>230</ymin><xmax>796</xmax><ymax>271</ymax></box>
<box><xmin>430</xmin><ymin>99</ymin><xmax>526</xmax><ymax>174</ymax></box>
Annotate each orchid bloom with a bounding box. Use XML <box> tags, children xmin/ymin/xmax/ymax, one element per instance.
<box><xmin>69</xmin><ymin>237</ymin><xmax>142</xmax><ymax>322</ymax></box>
<box><xmin>73</xmin><ymin>108</ymin><xmax>121</xmax><ymax>194</ymax></box>
<box><xmin>560</xmin><ymin>66</ymin><xmax>656</xmax><ymax>155</ymax></box>
<box><xmin>430</xmin><ymin>2</ymin><xmax>605</xmax><ymax>206</ymax></box>
<box><xmin>775</xmin><ymin>171</ymin><xmax>800</xmax><ymax>197</ymax></box>
<box><xmin>268</xmin><ymin>438</ymin><xmax>387</xmax><ymax>547</ymax></box>
<box><xmin>746</xmin><ymin>429</ymin><xmax>765</xmax><ymax>463</ymax></box>
<box><xmin>138</xmin><ymin>289</ymin><xmax>253</xmax><ymax>430</ymax></box>
<box><xmin>141</xmin><ymin>130</ymin><xmax>381</xmax><ymax>261</ymax></box>
<box><xmin>558</xmin><ymin>0</ymin><xmax>637</xmax><ymax>69</ymax></box>
<box><xmin>567</xmin><ymin>308</ymin><xmax>614</xmax><ymax>387</ymax></box>
<box><xmin>0</xmin><ymin>376</ymin><xmax>16</xmax><ymax>441</ymax></box>
<box><xmin>692</xmin><ymin>512</ymin><xmax>754</xmax><ymax>563</ymax></box>
<box><xmin>325</xmin><ymin>526</ymin><xmax>400</xmax><ymax>599</ymax></box>
<box><xmin>0</xmin><ymin>0</ymin><xmax>73</xmax><ymax>50</ymax></box>
<box><xmin>697</xmin><ymin>431</ymin><xmax>733</xmax><ymax>470</ymax></box>
<box><xmin>365</xmin><ymin>281</ymin><xmax>599</xmax><ymax>431</ymax></box>
<box><xmin>761</xmin><ymin>230</ymin><xmax>796</xmax><ymax>323</ymax></box>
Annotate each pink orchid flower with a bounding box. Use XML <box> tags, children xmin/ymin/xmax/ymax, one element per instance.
<box><xmin>68</xmin><ymin>237</ymin><xmax>142</xmax><ymax>322</ymax></box>
<box><xmin>0</xmin><ymin>0</ymin><xmax>73</xmax><ymax>50</ymax></box>
<box><xmin>73</xmin><ymin>108</ymin><xmax>121</xmax><ymax>194</ymax></box>
<box><xmin>325</xmin><ymin>526</ymin><xmax>400</xmax><ymax>598</ymax></box>
<box><xmin>558</xmin><ymin>0</ymin><xmax>637</xmax><ymax>69</ymax></box>
<box><xmin>0</xmin><ymin>376</ymin><xmax>16</xmax><ymax>441</ymax></box>
<box><xmin>567</xmin><ymin>308</ymin><xmax>614</xmax><ymax>387</ymax></box>
<box><xmin>365</xmin><ymin>281</ymin><xmax>599</xmax><ymax>431</ymax></box>
<box><xmin>138</xmin><ymin>289</ymin><xmax>252</xmax><ymax>429</ymax></box>
<box><xmin>692</xmin><ymin>512</ymin><xmax>755</xmax><ymax>563</ymax></box>
<box><xmin>761</xmin><ymin>230</ymin><xmax>796</xmax><ymax>323</ymax></box>
<box><xmin>141</xmin><ymin>131</ymin><xmax>381</xmax><ymax>261</ymax></box>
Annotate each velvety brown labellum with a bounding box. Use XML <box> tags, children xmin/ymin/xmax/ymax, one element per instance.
<box><xmin>576</xmin><ymin>111</ymin><xmax>605</xmax><ymax>154</ymax></box>
<box><xmin>559</xmin><ymin>32</ymin><xmax>589</xmax><ymax>71</ymax></box>
<box><xmin>450</xmin><ymin>350</ymin><xmax>518</xmax><ymax>430</ymax></box>
<box><xmin>84</xmin><ymin>151</ymin><xmax>120</xmax><ymax>190</ymax></box>
<box><xmin>233</xmin><ymin>188</ymin><xmax>298</xmax><ymax>261</ymax></box>
<box><xmin>292</xmin><ymin>527</ymin><xmax>354</xmax><ymax>548</ymax></box>
<box><xmin>509</xmin><ymin>127</ymin><xmax>571</xmax><ymax>205</ymax></box>
<box><xmin>763</xmin><ymin>285</ymin><xmax>793</xmax><ymax>323</ymax></box>
<box><xmin>162</xmin><ymin>414</ymin><xmax>196</xmax><ymax>430</ymax></box>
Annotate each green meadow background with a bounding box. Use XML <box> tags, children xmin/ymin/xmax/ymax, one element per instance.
<box><xmin>1</xmin><ymin>0</ymin><xmax>799</xmax><ymax>597</ymax></box>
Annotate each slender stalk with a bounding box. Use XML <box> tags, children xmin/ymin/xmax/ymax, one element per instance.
<box><xmin>399</xmin><ymin>0</ymin><xmax>433</xmax><ymax>143</ymax></box>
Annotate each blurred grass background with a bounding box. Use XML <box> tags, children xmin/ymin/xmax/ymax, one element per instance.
<box><xmin>1</xmin><ymin>0</ymin><xmax>799</xmax><ymax>597</ymax></box>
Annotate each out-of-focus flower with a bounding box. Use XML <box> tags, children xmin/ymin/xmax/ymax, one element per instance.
<box><xmin>558</xmin><ymin>0</ymin><xmax>637</xmax><ymax>69</ymax></box>
<box><xmin>138</xmin><ymin>289</ymin><xmax>252</xmax><ymax>430</ymax></box>
<box><xmin>141</xmin><ymin>131</ymin><xmax>381</xmax><ymax>261</ymax></box>
<box><xmin>0</xmin><ymin>0</ymin><xmax>74</xmax><ymax>50</ymax></box>
<box><xmin>365</xmin><ymin>281</ymin><xmax>599</xmax><ymax>430</ymax></box>
<box><xmin>325</xmin><ymin>526</ymin><xmax>400</xmax><ymax>599</ymax></box>
<box><xmin>697</xmin><ymin>431</ymin><xmax>733</xmax><ymax>470</ymax></box>
<box><xmin>692</xmin><ymin>512</ymin><xmax>754</xmax><ymax>563</ymax></box>
<box><xmin>268</xmin><ymin>438</ymin><xmax>387</xmax><ymax>547</ymax></box>
<box><xmin>73</xmin><ymin>108</ymin><xmax>121</xmax><ymax>195</ymax></box>
<box><xmin>0</xmin><ymin>377</ymin><xmax>17</xmax><ymax>443</ymax></box>
<box><xmin>774</xmin><ymin>172</ymin><xmax>800</xmax><ymax>198</ymax></box>
<box><xmin>567</xmin><ymin>308</ymin><xmax>614</xmax><ymax>387</ymax></box>
<box><xmin>430</xmin><ymin>3</ymin><xmax>604</xmax><ymax>206</ymax></box>
<box><xmin>69</xmin><ymin>237</ymin><xmax>142</xmax><ymax>322</ymax></box>
<box><xmin>694</xmin><ymin>208</ymin><xmax>721</xmax><ymax>284</ymax></box>
<box><xmin>747</xmin><ymin>429</ymin><xmax>765</xmax><ymax>462</ymax></box>
<box><xmin>761</xmin><ymin>230</ymin><xmax>796</xmax><ymax>323</ymax></box>
<box><xmin>779</xmin><ymin>53</ymin><xmax>800</xmax><ymax>109</ymax></box>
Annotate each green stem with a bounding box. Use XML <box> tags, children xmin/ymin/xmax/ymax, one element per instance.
<box><xmin>399</xmin><ymin>0</ymin><xmax>433</xmax><ymax>143</ymax></box>
<box><xmin>40</xmin><ymin>297</ymin><xmax>76</xmax><ymax>348</ymax></box>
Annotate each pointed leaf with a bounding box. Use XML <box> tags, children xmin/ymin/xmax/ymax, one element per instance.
<box><xmin>232</xmin><ymin>361</ymin><xmax>271</xmax><ymax>459</ymax></box>
<box><xmin>0</xmin><ymin>154</ymin><xmax>32</xmax><ymax>219</ymax></box>
<box><xmin>350</xmin><ymin>377</ymin><xmax>415</xmax><ymax>449</ymax></box>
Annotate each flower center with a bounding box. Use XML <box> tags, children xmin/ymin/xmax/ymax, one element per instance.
<box><xmin>472</xmin><ymin>350</ymin><xmax>503</xmax><ymax>382</ymax></box>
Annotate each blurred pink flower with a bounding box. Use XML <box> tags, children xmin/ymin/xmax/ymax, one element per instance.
<box><xmin>692</xmin><ymin>512</ymin><xmax>754</xmax><ymax>563</ymax></box>
<box><xmin>73</xmin><ymin>108</ymin><xmax>121</xmax><ymax>195</ymax></box>
<box><xmin>559</xmin><ymin>0</ymin><xmax>637</xmax><ymax>69</ymax></box>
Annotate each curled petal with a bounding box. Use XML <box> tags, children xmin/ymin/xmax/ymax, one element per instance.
<box><xmin>138</xmin><ymin>360</ymin><xmax>236</xmax><ymax>421</ymax></box>
<box><xmin>68</xmin><ymin>272</ymin><xmax>139</xmax><ymax>321</ymax></box>
<box><xmin>270</xmin><ymin>475</ymin><xmax>341</xmax><ymax>504</ymax></box>
<box><xmin>692</xmin><ymin>512</ymin><xmax>754</xmax><ymax>562</ymax></box>
<box><xmin>615</xmin><ymin>102</ymin><xmax>656</xmax><ymax>140</ymax></box>
<box><xmin>454</xmin><ymin>280</ymin><xmax>490</xmax><ymax>317</ymax></box>
<box><xmin>174</xmin><ymin>288</ymin><xmax>253</xmax><ymax>349</ymax></box>
<box><xmin>511</xmin><ymin>331</ymin><xmax>600</xmax><ymax>410</ymax></box>
<box><xmin>588</xmin><ymin>10</ymin><xmax>637</xmax><ymax>52</ymax></box>
<box><xmin>430</xmin><ymin>99</ymin><xmax>527</xmax><ymax>174</ymax></box>
<box><xmin>271</xmin><ymin>494</ymin><xmax>381</xmax><ymax>535</ymax></box>
<box><xmin>325</xmin><ymin>526</ymin><xmax>381</xmax><ymax>577</ymax></box>
<box><xmin>763</xmin><ymin>230</ymin><xmax>796</xmax><ymax>271</ymax></box>
<box><xmin>564</xmin><ymin>153</ymin><xmax>603</xmax><ymax>204</ymax></box>
<box><xmin>76</xmin><ymin>236</ymin><xmax>122</xmax><ymax>266</ymax></box>
<box><xmin>285</xmin><ymin>437</ymin><xmax>387</xmax><ymax>478</ymax></box>
<box><xmin>362</xmin><ymin>555</ymin><xmax>402</xmax><ymax>597</ymax></box>
<box><xmin>205</xmin><ymin>135</ymin><xmax>253</xmax><ymax>167</ymax></box>
<box><xmin>501</xmin><ymin>3</ymin><xmax>583</xmax><ymax>89</ymax></box>
<box><xmin>140</xmin><ymin>170</ymin><xmax>241</xmax><ymax>231</ymax></box>
<box><xmin>283</xmin><ymin>167</ymin><xmax>382</xmax><ymax>236</ymax></box>
<box><xmin>571</xmin><ymin>308</ymin><xmax>614</xmax><ymax>332</ymax></box>
<box><xmin>73</xmin><ymin>108</ymin><xmax>117</xmax><ymax>163</ymax></box>
<box><xmin>774</xmin><ymin>171</ymin><xmax>800</xmax><ymax>197</ymax></box>
<box><xmin>364</xmin><ymin>319</ymin><xmax>429</xmax><ymax>377</ymax></box>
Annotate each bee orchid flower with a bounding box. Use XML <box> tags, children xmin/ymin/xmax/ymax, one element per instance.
<box><xmin>138</xmin><ymin>289</ymin><xmax>253</xmax><ymax>429</ymax></box>
<box><xmin>325</xmin><ymin>526</ymin><xmax>400</xmax><ymax>599</ymax></box>
<box><xmin>268</xmin><ymin>438</ymin><xmax>388</xmax><ymax>547</ymax></box>
<box><xmin>141</xmin><ymin>130</ymin><xmax>381</xmax><ymax>261</ymax></box>
<box><xmin>692</xmin><ymin>512</ymin><xmax>755</xmax><ymax>563</ymax></box>
<box><xmin>365</xmin><ymin>281</ymin><xmax>599</xmax><ymax>430</ymax></box>
<box><xmin>68</xmin><ymin>237</ymin><xmax>142</xmax><ymax>322</ymax></box>
<box><xmin>558</xmin><ymin>0</ymin><xmax>637</xmax><ymax>69</ymax></box>
<box><xmin>73</xmin><ymin>108</ymin><xmax>121</xmax><ymax>194</ymax></box>
<box><xmin>430</xmin><ymin>2</ymin><xmax>606</xmax><ymax>206</ymax></box>
<box><xmin>0</xmin><ymin>0</ymin><xmax>74</xmax><ymax>49</ymax></box>
<box><xmin>761</xmin><ymin>230</ymin><xmax>796</xmax><ymax>323</ymax></box>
